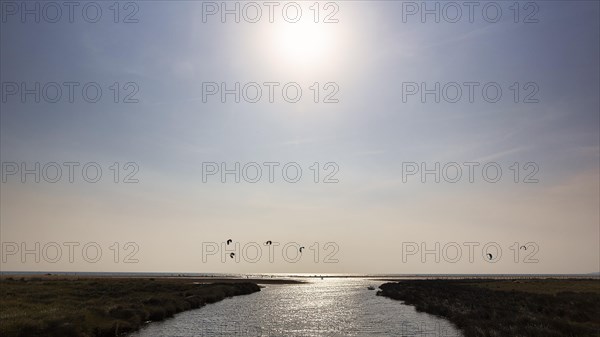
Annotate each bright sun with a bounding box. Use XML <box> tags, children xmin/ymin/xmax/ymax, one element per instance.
<box><xmin>269</xmin><ymin>21</ymin><xmax>337</xmax><ymax>69</ymax></box>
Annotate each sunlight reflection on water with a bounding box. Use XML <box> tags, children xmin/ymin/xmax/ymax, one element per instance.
<box><xmin>130</xmin><ymin>278</ymin><xmax>462</xmax><ymax>337</ymax></box>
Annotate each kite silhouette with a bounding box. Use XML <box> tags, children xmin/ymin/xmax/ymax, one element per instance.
<box><xmin>227</xmin><ymin>239</ymin><xmax>232</xmax><ymax>245</ymax></box>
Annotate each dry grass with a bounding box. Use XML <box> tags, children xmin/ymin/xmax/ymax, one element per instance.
<box><xmin>0</xmin><ymin>277</ymin><xmax>260</xmax><ymax>337</ymax></box>
<box><xmin>378</xmin><ymin>279</ymin><xmax>600</xmax><ymax>337</ymax></box>
<box><xmin>464</xmin><ymin>279</ymin><xmax>600</xmax><ymax>295</ymax></box>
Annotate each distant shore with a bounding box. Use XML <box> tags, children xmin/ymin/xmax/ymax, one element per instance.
<box><xmin>0</xmin><ymin>277</ymin><xmax>262</xmax><ymax>337</ymax></box>
<box><xmin>0</xmin><ymin>273</ymin><xmax>306</xmax><ymax>285</ymax></box>
<box><xmin>377</xmin><ymin>279</ymin><xmax>600</xmax><ymax>337</ymax></box>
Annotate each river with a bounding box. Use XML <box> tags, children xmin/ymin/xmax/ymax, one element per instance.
<box><xmin>130</xmin><ymin>278</ymin><xmax>462</xmax><ymax>336</ymax></box>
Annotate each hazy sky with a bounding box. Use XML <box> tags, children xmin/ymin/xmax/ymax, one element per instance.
<box><xmin>1</xmin><ymin>1</ymin><xmax>598</xmax><ymax>274</ymax></box>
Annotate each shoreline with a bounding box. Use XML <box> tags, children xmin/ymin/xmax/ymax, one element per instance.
<box><xmin>377</xmin><ymin>279</ymin><xmax>600</xmax><ymax>337</ymax></box>
<box><xmin>0</xmin><ymin>277</ymin><xmax>261</xmax><ymax>337</ymax></box>
<box><xmin>0</xmin><ymin>274</ymin><xmax>306</xmax><ymax>285</ymax></box>
<box><xmin>3</xmin><ymin>272</ymin><xmax>598</xmax><ymax>279</ymax></box>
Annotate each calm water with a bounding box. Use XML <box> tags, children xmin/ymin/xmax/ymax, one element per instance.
<box><xmin>130</xmin><ymin>278</ymin><xmax>462</xmax><ymax>337</ymax></box>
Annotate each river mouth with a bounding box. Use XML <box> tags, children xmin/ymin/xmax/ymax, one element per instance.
<box><xmin>130</xmin><ymin>278</ymin><xmax>462</xmax><ymax>337</ymax></box>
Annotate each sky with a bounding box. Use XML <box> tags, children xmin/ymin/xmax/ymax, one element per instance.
<box><xmin>0</xmin><ymin>1</ymin><xmax>599</xmax><ymax>274</ymax></box>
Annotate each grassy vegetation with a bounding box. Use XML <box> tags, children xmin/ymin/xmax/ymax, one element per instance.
<box><xmin>0</xmin><ymin>277</ymin><xmax>260</xmax><ymax>337</ymax></box>
<box><xmin>377</xmin><ymin>279</ymin><xmax>600</xmax><ymax>337</ymax></box>
<box><xmin>464</xmin><ymin>279</ymin><xmax>600</xmax><ymax>295</ymax></box>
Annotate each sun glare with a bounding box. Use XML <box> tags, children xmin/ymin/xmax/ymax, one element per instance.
<box><xmin>270</xmin><ymin>21</ymin><xmax>336</xmax><ymax>69</ymax></box>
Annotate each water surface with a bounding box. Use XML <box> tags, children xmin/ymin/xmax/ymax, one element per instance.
<box><xmin>131</xmin><ymin>278</ymin><xmax>462</xmax><ymax>336</ymax></box>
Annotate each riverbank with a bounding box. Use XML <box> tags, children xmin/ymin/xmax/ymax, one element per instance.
<box><xmin>377</xmin><ymin>279</ymin><xmax>600</xmax><ymax>336</ymax></box>
<box><xmin>0</xmin><ymin>277</ymin><xmax>261</xmax><ymax>337</ymax></box>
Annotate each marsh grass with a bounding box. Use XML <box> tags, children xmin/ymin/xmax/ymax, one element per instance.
<box><xmin>377</xmin><ymin>279</ymin><xmax>600</xmax><ymax>337</ymax></box>
<box><xmin>0</xmin><ymin>277</ymin><xmax>260</xmax><ymax>337</ymax></box>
